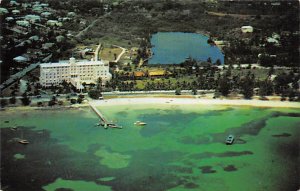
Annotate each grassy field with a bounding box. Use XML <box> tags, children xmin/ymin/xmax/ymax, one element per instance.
<box><xmin>99</xmin><ymin>46</ymin><xmax>122</xmax><ymax>62</ymax></box>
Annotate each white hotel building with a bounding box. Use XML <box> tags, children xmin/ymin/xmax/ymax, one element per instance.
<box><xmin>40</xmin><ymin>57</ymin><xmax>112</xmax><ymax>89</ymax></box>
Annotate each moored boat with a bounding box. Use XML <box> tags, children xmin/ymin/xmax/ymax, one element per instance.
<box><xmin>225</xmin><ymin>135</ymin><xmax>234</xmax><ymax>145</ymax></box>
<box><xmin>19</xmin><ymin>139</ymin><xmax>29</xmax><ymax>144</ymax></box>
<box><xmin>134</xmin><ymin>121</ymin><xmax>147</xmax><ymax>126</ymax></box>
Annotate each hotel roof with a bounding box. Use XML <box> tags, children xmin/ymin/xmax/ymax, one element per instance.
<box><xmin>40</xmin><ymin>60</ymin><xmax>106</xmax><ymax>67</ymax></box>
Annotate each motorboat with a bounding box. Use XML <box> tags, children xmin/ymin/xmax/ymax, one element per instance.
<box><xmin>134</xmin><ymin>121</ymin><xmax>147</xmax><ymax>126</ymax></box>
<box><xmin>107</xmin><ymin>123</ymin><xmax>123</xmax><ymax>129</ymax></box>
<box><xmin>19</xmin><ymin>139</ymin><xmax>29</xmax><ymax>144</ymax></box>
<box><xmin>225</xmin><ymin>135</ymin><xmax>234</xmax><ymax>145</ymax></box>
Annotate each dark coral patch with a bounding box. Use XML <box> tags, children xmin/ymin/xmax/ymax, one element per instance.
<box><xmin>199</xmin><ymin>166</ymin><xmax>217</xmax><ymax>174</ymax></box>
<box><xmin>272</xmin><ymin>133</ymin><xmax>292</xmax><ymax>138</ymax></box>
<box><xmin>223</xmin><ymin>165</ymin><xmax>237</xmax><ymax>172</ymax></box>
<box><xmin>191</xmin><ymin>151</ymin><xmax>253</xmax><ymax>159</ymax></box>
<box><xmin>55</xmin><ymin>188</ymin><xmax>74</xmax><ymax>191</ymax></box>
<box><xmin>184</xmin><ymin>182</ymin><xmax>199</xmax><ymax>189</ymax></box>
<box><xmin>217</xmin><ymin>151</ymin><xmax>253</xmax><ymax>157</ymax></box>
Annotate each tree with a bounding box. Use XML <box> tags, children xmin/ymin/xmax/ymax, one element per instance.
<box><xmin>88</xmin><ymin>89</ymin><xmax>101</xmax><ymax>99</ymax></box>
<box><xmin>51</xmin><ymin>96</ymin><xmax>57</xmax><ymax>102</ymax></box>
<box><xmin>77</xmin><ymin>97</ymin><xmax>83</xmax><ymax>104</ymax></box>
<box><xmin>97</xmin><ymin>77</ymin><xmax>102</xmax><ymax>91</ymax></box>
<box><xmin>21</xmin><ymin>93</ymin><xmax>31</xmax><ymax>106</ymax></box>
<box><xmin>9</xmin><ymin>96</ymin><xmax>16</xmax><ymax>104</ymax></box>
<box><xmin>218</xmin><ymin>75</ymin><xmax>231</xmax><ymax>96</ymax></box>
<box><xmin>0</xmin><ymin>99</ymin><xmax>8</xmax><ymax>108</ymax></box>
<box><xmin>175</xmin><ymin>88</ymin><xmax>181</xmax><ymax>95</ymax></box>
<box><xmin>258</xmin><ymin>79</ymin><xmax>273</xmax><ymax>97</ymax></box>
<box><xmin>207</xmin><ymin>57</ymin><xmax>212</xmax><ymax>63</ymax></box>
<box><xmin>48</xmin><ymin>100</ymin><xmax>56</xmax><ymax>106</ymax></box>
<box><xmin>26</xmin><ymin>82</ymin><xmax>32</xmax><ymax>92</ymax></box>
<box><xmin>70</xmin><ymin>99</ymin><xmax>77</xmax><ymax>104</ymax></box>
<box><xmin>215</xmin><ymin>59</ymin><xmax>222</xmax><ymax>66</ymax></box>
<box><xmin>192</xmin><ymin>87</ymin><xmax>197</xmax><ymax>95</ymax></box>
<box><xmin>241</xmin><ymin>73</ymin><xmax>255</xmax><ymax>99</ymax></box>
<box><xmin>288</xmin><ymin>88</ymin><xmax>296</xmax><ymax>101</ymax></box>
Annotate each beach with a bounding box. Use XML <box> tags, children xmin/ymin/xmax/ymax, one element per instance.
<box><xmin>91</xmin><ymin>97</ymin><xmax>300</xmax><ymax>108</ymax></box>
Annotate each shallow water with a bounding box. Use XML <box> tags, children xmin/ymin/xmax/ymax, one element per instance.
<box><xmin>149</xmin><ymin>32</ymin><xmax>224</xmax><ymax>64</ymax></box>
<box><xmin>1</xmin><ymin>105</ymin><xmax>299</xmax><ymax>191</ymax></box>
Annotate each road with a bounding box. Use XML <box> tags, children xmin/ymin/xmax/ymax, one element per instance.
<box><xmin>0</xmin><ymin>63</ymin><xmax>40</xmax><ymax>91</ymax></box>
<box><xmin>75</xmin><ymin>19</ymin><xmax>100</xmax><ymax>39</ymax></box>
<box><xmin>205</xmin><ymin>11</ymin><xmax>276</xmax><ymax>19</ymax></box>
<box><xmin>94</xmin><ymin>43</ymin><xmax>102</xmax><ymax>61</ymax></box>
<box><xmin>75</xmin><ymin>12</ymin><xmax>111</xmax><ymax>39</ymax></box>
<box><xmin>112</xmin><ymin>45</ymin><xmax>126</xmax><ymax>63</ymax></box>
<box><xmin>0</xmin><ymin>54</ymin><xmax>52</xmax><ymax>91</ymax></box>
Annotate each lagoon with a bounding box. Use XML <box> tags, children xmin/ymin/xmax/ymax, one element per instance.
<box><xmin>1</xmin><ymin>105</ymin><xmax>299</xmax><ymax>191</ymax></box>
<box><xmin>149</xmin><ymin>32</ymin><xmax>224</xmax><ymax>65</ymax></box>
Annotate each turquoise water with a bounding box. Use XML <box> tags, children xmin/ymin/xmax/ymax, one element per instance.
<box><xmin>149</xmin><ymin>32</ymin><xmax>224</xmax><ymax>64</ymax></box>
<box><xmin>1</xmin><ymin>105</ymin><xmax>299</xmax><ymax>190</ymax></box>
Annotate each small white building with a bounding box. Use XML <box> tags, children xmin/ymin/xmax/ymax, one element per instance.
<box><xmin>22</xmin><ymin>3</ymin><xmax>31</xmax><ymax>9</ymax></box>
<box><xmin>16</xmin><ymin>20</ymin><xmax>30</xmax><ymax>27</ymax></box>
<box><xmin>12</xmin><ymin>10</ymin><xmax>20</xmax><ymax>15</ymax></box>
<box><xmin>29</xmin><ymin>35</ymin><xmax>39</xmax><ymax>41</ymax></box>
<box><xmin>67</xmin><ymin>12</ymin><xmax>76</xmax><ymax>17</ymax></box>
<box><xmin>56</xmin><ymin>35</ymin><xmax>65</xmax><ymax>42</ymax></box>
<box><xmin>32</xmin><ymin>4</ymin><xmax>43</xmax><ymax>13</ymax></box>
<box><xmin>241</xmin><ymin>26</ymin><xmax>254</xmax><ymax>33</ymax></box>
<box><xmin>265</xmin><ymin>33</ymin><xmax>280</xmax><ymax>46</ymax></box>
<box><xmin>41</xmin><ymin>11</ymin><xmax>52</xmax><ymax>17</ymax></box>
<box><xmin>0</xmin><ymin>8</ymin><xmax>9</xmax><ymax>15</ymax></box>
<box><xmin>13</xmin><ymin>56</ymin><xmax>29</xmax><ymax>63</ymax></box>
<box><xmin>5</xmin><ymin>17</ymin><xmax>14</xmax><ymax>21</ymax></box>
<box><xmin>40</xmin><ymin>3</ymin><xmax>49</xmax><ymax>7</ymax></box>
<box><xmin>42</xmin><ymin>43</ymin><xmax>54</xmax><ymax>50</ymax></box>
<box><xmin>25</xmin><ymin>14</ymin><xmax>41</xmax><ymax>23</ymax></box>
<box><xmin>47</xmin><ymin>20</ymin><xmax>63</xmax><ymax>27</ymax></box>
<box><xmin>10</xmin><ymin>0</ymin><xmax>20</xmax><ymax>6</ymax></box>
<box><xmin>40</xmin><ymin>58</ymin><xmax>112</xmax><ymax>89</ymax></box>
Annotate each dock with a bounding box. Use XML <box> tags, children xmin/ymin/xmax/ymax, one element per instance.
<box><xmin>89</xmin><ymin>102</ymin><xmax>108</xmax><ymax>123</ymax></box>
<box><xmin>89</xmin><ymin>102</ymin><xmax>122</xmax><ymax>129</ymax></box>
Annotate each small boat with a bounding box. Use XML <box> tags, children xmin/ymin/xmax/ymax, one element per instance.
<box><xmin>134</xmin><ymin>121</ymin><xmax>147</xmax><ymax>126</ymax></box>
<box><xmin>108</xmin><ymin>124</ymin><xmax>123</xmax><ymax>129</ymax></box>
<box><xmin>104</xmin><ymin>123</ymin><xmax>108</xmax><ymax>129</ymax></box>
<box><xmin>11</xmin><ymin>126</ymin><xmax>18</xmax><ymax>131</ymax></box>
<box><xmin>225</xmin><ymin>135</ymin><xmax>234</xmax><ymax>145</ymax></box>
<box><xmin>19</xmin><ymin>139</ymin><xmax>29</xmax><ymax>144</ymax></box>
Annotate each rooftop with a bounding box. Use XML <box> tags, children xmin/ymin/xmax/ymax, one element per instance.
<box><xmin>40</xmin><ymin>60</ymin><xmax>106</xmax><ymax>67</ymax></box>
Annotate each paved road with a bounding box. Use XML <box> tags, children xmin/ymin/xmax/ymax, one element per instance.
<box><xmin>112</xmin><ymin>45</ymin><xmax>126</xmax><ymax>63</ymax></box>
<box><xmin>75</xmin><ymin>19</ymin><xmax>100</xmax><ymax>39</ymax></box>
<box><xmin>0</xmin><ymin>63</ymin><xmax>40</xmax><ymax>91</ymax></box>
<box><xmin>0</xmin><ymin>54</ymin><xmax>52</xmax><ymax>91</ymax></box>
<box><xmin>102</xmin><ymin>90</ymin><xmax>215</xmax><ymax>96</ymax></box>
<box><xmin>94</xmin><ymin>43</ymin><xmax>102</xmax><ymax>61</ymax></box>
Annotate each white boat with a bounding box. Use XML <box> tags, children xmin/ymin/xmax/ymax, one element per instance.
<box><xmin>225</xmin><ymin>135</ymin><xmax>234</xmax><ymax>145</ymax></box>
<box><xmin>19</xmin><ymin>139</ymin><xmax>29</xmax><ymax>144</ymax></box>
<box><xmin>134</xmin><ymin>121</ymin><xmax>147</xmax><ymax>126</ymax></box>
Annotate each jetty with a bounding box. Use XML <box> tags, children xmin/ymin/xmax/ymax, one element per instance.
<box><xmin>89</xmin><ymin>102</ymin><xmax>122</xmax><ymax>129</ymax></box>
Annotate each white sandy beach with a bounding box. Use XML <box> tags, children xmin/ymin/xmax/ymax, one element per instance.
<box><xmin>91</xmin><ymin>97</ymin><xmax>300</xmax><ymax>108</ymax></box>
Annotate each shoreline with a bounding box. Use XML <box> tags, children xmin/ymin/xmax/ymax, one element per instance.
<box><xmin>1</xmin><ymin>97</ymin><xmax>299</xmax><ymax>113</ymax></box>
<box><xmin>91</xmin><ymin>97</ymin><xmax>300</xmax><ymax>109</ymax></box>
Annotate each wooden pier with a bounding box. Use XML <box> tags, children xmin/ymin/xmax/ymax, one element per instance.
<box><xmin>89</xmin><ymin>102</ymin><xmax>123</xmax><ymax>129</ymax></box>
<box><xmin>89</xmin><ymin>102</ymin><xmax>108</xmax><ymax>123</ymax></box>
